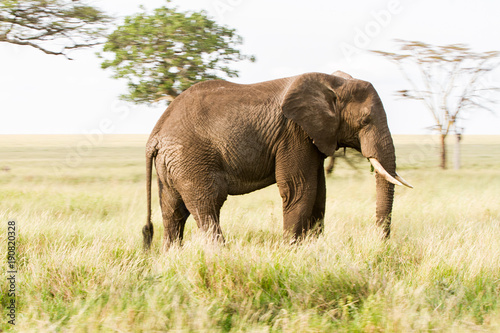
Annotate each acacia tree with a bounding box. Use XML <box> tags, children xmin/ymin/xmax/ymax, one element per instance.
<box><xmin>375</xmin><ymin>40</ymin><xmax>499</xmax><ymax>169</ymax></box>
<box><xmin>99</xmin><ymin>5</ymin><xmax>255</xmax><ymax>104</ymax></box>
<box><xmin>0</xmin><ymin>0</ymin><xmax>111</xmax><ymax>58</ymax></box>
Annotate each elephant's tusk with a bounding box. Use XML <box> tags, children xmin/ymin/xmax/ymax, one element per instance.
<box><xmin>369</xmin><ymin>158</ymin><xmax>403</xmax><ymax>187</ymax></box>
<box><xmin>395</xmin><ymin>173</ymin><xmax>413</xmax><ymax>189</ymax></box>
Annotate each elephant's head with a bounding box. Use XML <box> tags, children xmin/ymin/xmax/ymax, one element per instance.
<box><xmin>281</xmin><ymin>71</ymin><xmax>412</xmax><ymax>237</ymax></box>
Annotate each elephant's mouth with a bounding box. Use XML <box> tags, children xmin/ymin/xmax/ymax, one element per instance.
<box><xmin>369</xmin><ymin>158</ymin><xmax>413</xmax><ymax>188</ymax></box>
<box><xmin>337</xmin><ymin>138</ymin><xmax>362</xmax><ymax>152</ymax></box>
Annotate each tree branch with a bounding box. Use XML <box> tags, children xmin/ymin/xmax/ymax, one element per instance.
<box><xmin>0</xmin><ymin>0</ymin><xmax>111</xmax><ymax>57</ymax></box>
<box><xmin>374</xmin><ymin>40</ymin><xmax>500</xmax><ymax>138</ymax></box>
<box><xmin>2</xmin><ymin>35</ymin><xmax>71</xmax><ymax>58</ymax></box>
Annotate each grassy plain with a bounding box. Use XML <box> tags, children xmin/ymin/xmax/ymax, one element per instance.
<box><xmin>1</xmin><ymin>134</ymin><xmax>499</xmax><ymax>332</ymax></box>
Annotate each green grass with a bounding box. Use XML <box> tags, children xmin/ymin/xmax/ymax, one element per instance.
<box><xmin>1</xmin><ymin>134</ymin><xmax>499</xmax><ymax>332</ymax></box>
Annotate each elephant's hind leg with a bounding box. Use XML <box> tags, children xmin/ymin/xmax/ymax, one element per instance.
<box><xmin>158</xmin><ymin>179</ymin><xmax>190</xmax><ymax>250</ymax></box>
<box><xmin>180</xmin><ymin>174</ymin><xmax>228</xmax><ymax>244</ymax></box>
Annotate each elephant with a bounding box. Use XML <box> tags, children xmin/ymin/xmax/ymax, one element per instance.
<box><xmin>143</xmin><ymin>71</ymin><xmax>412</xmax><ymax>250</ymax></box>
<box><xmin>325</xmin><ymin>156</ymin><xmax>336</xmax><ymax>175</ymax></box>
<box><xmin>324</xmin><ymin>148</ymin><xmax>368</xmax><ymax>175</ymax></box>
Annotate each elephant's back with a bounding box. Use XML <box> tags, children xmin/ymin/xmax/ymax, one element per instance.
<box><xmin>150</xmin><ymin>77</ymin><xmax>291</xmax><ymax>192</ymax></box>
<box><xmin>155</xmin><ymin>77</ymin><xmax>288</xmax><ymax>138</ymax></box>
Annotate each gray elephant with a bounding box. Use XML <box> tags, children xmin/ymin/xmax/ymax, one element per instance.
<box><xmin>143</xmin><ymin>71</ymin><xmax>412</xmax><ymax>250</ymax></box>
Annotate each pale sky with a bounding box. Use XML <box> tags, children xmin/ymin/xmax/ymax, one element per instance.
<box><xmin>1</xmin><ymin>0</ymin><xmax>499</xmax><ymax>134</ymax></box>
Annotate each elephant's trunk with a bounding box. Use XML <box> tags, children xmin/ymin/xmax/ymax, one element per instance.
<box><xmin>375</xmin><ymin>173</ymin><xmax>395</xmax><ymax>238</ymax></box>
<box><xmin>361</xmin><ymin>121</ymin><xmax>400</xmax><ymax>238</ymax></box>
<box><xmin>374</xmin><ymin>134</ymin><xmax>396</xmax><ymax>238</ymax></box>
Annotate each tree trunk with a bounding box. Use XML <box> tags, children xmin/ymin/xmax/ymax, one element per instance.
<box><xmin>440</xmin><ymin>134</ymin><xmax>447</xmax><ymax>169</ymax></box>
<box><xmin>453</xmin><ymin>133</ymin><xmax>461</xmax><ymax>170</ymax></box>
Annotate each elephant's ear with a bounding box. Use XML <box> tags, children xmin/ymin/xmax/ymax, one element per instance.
<box><xmin>332</xmin><ymin>70</ymin><xmax>354</xmax><ymax>80</ymax></box>
<box><xmin>281</xmin><ymin>73</ymin><xmax>343</xmax><ymax>156</ymax></box>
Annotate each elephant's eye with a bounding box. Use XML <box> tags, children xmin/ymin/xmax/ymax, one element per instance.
<box><xmin>360</xmin><ymin>115</ymin><xmax>371</xmax><ymax>127</ymax></box>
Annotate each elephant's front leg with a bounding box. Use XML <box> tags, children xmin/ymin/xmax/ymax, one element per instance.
<box><xmin>276</xmin><ymin>148</ymin><xmax>325</xmax><ymax>242</ymax></box>
<box><xmin>311</xmin><ymin>163</ymin><xmax>326</xmax><ymax>234</ymax></box>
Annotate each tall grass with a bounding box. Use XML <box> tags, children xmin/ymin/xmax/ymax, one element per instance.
<box><xmin>1</xmin><ymin>135</ymin><xmax>499</xmax><ymax>332</ymax></box>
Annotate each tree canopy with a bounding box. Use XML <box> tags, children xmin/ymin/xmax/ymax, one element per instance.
<box><xmin>99</xmin><ymin>5</ymin><xmax>255</xmax><ymax>104</ymax></box>
<box><xmin>375</xmin><ymin>40</ymin><xmax>500</xmax><ymax>169</ymax></box>
<box><xmin>0</xmin><ymin>0</ymin><xmax>111</xmax><ymax>58</ymax></box>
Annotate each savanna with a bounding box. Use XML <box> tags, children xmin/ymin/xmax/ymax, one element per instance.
<box><xmin>1</xmin><ymin>134</ymin><xmax>499</xmax><ymax>332</ymax></box>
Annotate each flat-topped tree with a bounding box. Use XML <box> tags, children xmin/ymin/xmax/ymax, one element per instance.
<box><xmin>374</xmin><ymin>40</ymin><xmax>500</xmax><ymax>169</ymax></box>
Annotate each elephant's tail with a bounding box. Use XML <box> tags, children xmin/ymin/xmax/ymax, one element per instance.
<box><xmin>143</xmin><ymin>140</ymin><xmax>157</xmax><ymax>250</ymax></box>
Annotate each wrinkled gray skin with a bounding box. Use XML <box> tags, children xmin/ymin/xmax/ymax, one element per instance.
<box><xmin>143</xmin><ymin>71</ymin><xmax>401</xmax><ymax>250</ymax></box>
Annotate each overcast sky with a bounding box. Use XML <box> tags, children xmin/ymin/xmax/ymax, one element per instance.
<box><xmin>1</xmin><ymin>0</ymin><xmax>499</xmax><ymax>135</ymax></box>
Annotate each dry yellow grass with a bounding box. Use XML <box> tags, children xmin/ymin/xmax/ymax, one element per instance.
<box><xmin>0</xmin><ymin>135</ymin><xmax>499</xmax><ymax>332</ymax></box>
